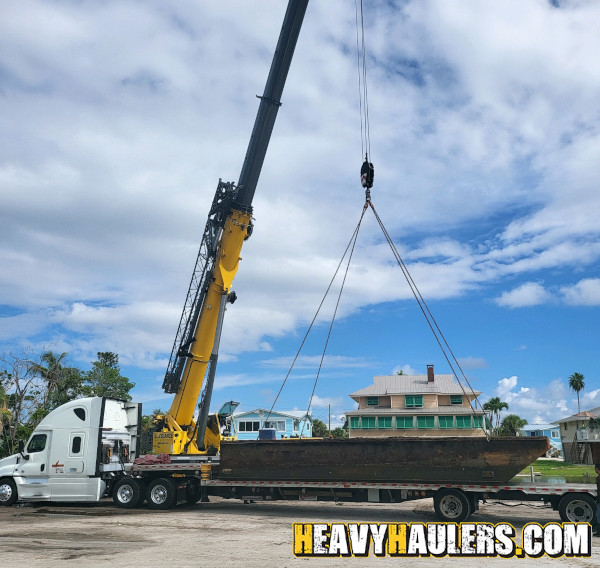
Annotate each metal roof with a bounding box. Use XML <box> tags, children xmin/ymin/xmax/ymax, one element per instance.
<box><xmin>554</xmin><ymin>407</ymin><xmax>600</xmax><ymax>424</ymax></box>
<box><xmin>349</xmin><ymin>374</ymin><xmax>481</xmax><ymax>398</ymax></box>
<box><xmin>520</xmin><ymin>424</ymin><xmax>558</xmax><ymax>432</ymax></box>
<box><xmin>233</xmin><ymin>408</ymin><xmax>311</xmax><ymax>420</ymax></box>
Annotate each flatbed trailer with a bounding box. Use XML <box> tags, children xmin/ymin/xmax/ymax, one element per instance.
<box><xmin>127</xmin><ymin>460</ymin><xmax>597</xmax><ymax>524</ymax></box>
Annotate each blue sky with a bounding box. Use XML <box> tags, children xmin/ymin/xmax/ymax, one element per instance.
<box><xmin>1</xmin><ymin>0</ymin><xmax>598</xmax><ymax>428</ymax></box>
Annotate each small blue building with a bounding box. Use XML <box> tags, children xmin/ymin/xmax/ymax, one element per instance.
<box><xmin>519</xmin><ymin>424</ymin><xmax>562</xmax><ymax>457</ymax></box>
<box><xmin>232</xmin><ymin>408</ymin><xmax>312</xmax><ymax>440</ymax></box>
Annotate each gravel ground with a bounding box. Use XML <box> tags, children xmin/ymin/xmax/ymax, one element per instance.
<box><xmin>0</xmin><ymin>497</ymin><xmax>598</xmax><ymax>568</ymax></box>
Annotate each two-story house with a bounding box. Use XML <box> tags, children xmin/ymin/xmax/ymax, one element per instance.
<box><xmin>232</xmin><ymin>408</ymin><xmax>312</xmax><ymax>440</ymax></box>
<box><xmin>345</xmin><ymin>365</ymin><xmax>487</xmax><ymax>438</ymax></box>
<box><xmin>554</xmin><ymin>407</ymin><xmax>600</xmax><ymax>464</ymax></box>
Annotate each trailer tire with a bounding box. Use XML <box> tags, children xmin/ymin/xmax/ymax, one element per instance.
<box><xmin>434</xmin><ymin>488</ymin><xmax>471</xmax><ymax>522</ymax></box>
<box><xmin>558</xmin><ymin>493</ymin><xmax>596</xmax><ymax>523</ymax></box>
<box><xmin>0</xmin><ymin>478</ymin><xmax>18</xmax><ymax>506</ymax></box>
<box><xmin>113</xmin><ymin>477</ymin><xmax>144</xmax><ymax>508</ymax></box>
<box><xmin>146</xmin><ymin>477</ymin><xmax>176</xmax><ymax>510</ymax></box>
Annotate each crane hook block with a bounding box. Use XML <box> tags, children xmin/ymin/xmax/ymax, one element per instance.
<box><xmin>360</xmin><ymin>159</ymin><xmax>374</xmax><ymax>189</ymax></box>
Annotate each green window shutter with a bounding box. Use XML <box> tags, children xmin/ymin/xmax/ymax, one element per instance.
<box><xmin>362</xmin><ymin>417</ymin><xmax>376</xmax><ymax>429</ymax></box>
<box><xmin>396</xmin><ymin>416</ymin><xmax>414</xmax><ymax>429</ymax></box>
<box><xmin>456</xmin><ymin>416</ymin><xmax>472</xmax><ymax>429</ymax></box>
<box><xmin>473</xmin><ymin>416</ymin><xmax>484</xmax><ymax>428</ymax></box>
<box><xmin>450</xmin><ymin>395</ymin><xmax>463</xmax><ymax>405</ymax></box>
<box><xmin>438</xmin><ymin>415</ymin><xmax>454</xmax><ymax>429</ymax></box>
<box><xmin>366</xmin><ymin>396</ymin><xmax>379</xmax><ymax>406</ymax></box>
<box><xmin>349</xmin><ymin>417</ymin><xmax>360</xmax><ymax>429</ymax></box>
<box><xmin>405</xmin><ymin>395</ymin><xmax>423</xmax><ymax>408</ymax></box>
<box><xmin>417</xmin><ymin>416</ymin><xmax>435</xmax><ymax>429</ymax></box>
<box><xmin>378</xmin><ymin>417</ymin><xmax>392</xmax><ymax>429</ymax></box>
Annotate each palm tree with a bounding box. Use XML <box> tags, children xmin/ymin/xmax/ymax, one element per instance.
<box><xmin>498</xmin><ymin>414</ymin><xmax>528</xmax><ymax>436</ymax></box>
<box><xmin>482</xmin><ymin>396</ymin><xmax>509</xmax><ymax>434</ymax></box>
<box><xmin>568</xmin><ymin>372</ymin><xmax>585</xmax><ymax>414</ymax></box>
<box><xmin>29</xmin><ymin>351</ymin><xmax>71</xmax><ymax>406</ymax></box>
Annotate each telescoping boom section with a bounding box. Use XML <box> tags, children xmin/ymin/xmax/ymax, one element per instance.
<box><xmin>154</xmin><ymin>0</ymin><xmax>309</xmax><ymax>455</ymax></box>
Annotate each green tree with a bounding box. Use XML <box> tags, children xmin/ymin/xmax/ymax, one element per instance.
<box><xmin>568</xmin><ymin>372</ymin><xmax>585</xmax><ymax>414</ymax></box>
<box><xmin>482</xmin><ymin>396</ymin><xmax>509</xmax><ymax>434</ymax></box>
<box><xmin>311</xmin><ymin>418</ymin><xmax>328</xmax><ymax>437</ymax></box>
<box><xmin>498</xmin><ymin>414</ymin><xmax>528</xmax><ymax>437</ymax></box>
<box><xmin>83</xmin><ymin>352</ymin><xmax>135</xmax><ymax>401</ymax></box>
<box><xmin>330</xmin><ymin>427</ymin><xmax>348</xmax><ymax>439</ymax></box>
<box><xmin>0</xmin><ymin>350</ymin><xmax>47</xmax><ymax>458</ymax></box>
<box><xmin>29</xmin><ymin>350</ymin><xmax>84</xmax><ymax>412</ymax></box>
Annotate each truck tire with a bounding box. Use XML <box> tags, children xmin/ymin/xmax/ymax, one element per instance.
<box><xmin>113</xmin><ymin>477</ymin><xmax>144</xmax><ymax>509</ymax></box>
<box><xmin>146</xmin><ymin>477</ymin><xmax>176</xmax><ymax>510</ymax></box>
<box><xmin>0</xmin><ymin>478</ymin><xmax>18</xmax><ymax>506</ymax></box>
<box><xmin>433</xmin><ymin>488</ymin><xmax>471</xmax><ymax>522</ymax></box>
<box><xmin>186</xmin><ymin>479</ymin><xmax>203</xmax><ymax>504</ymax></box>
<box><xmin>558</xmin><ymin>493</ymin><xmax>596</xmax><ymax>523</ymax></box>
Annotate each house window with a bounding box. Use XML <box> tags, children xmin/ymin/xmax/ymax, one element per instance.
<box><xmin>405</xmin><ymin>395</ymin><xmax>423</xmax><ymax>408</ymax></box>
<box><xmin>438</xmin><ymin>416</ymin><xmax>454</xmax><ymax>429</ymax></box>
<box><xmin>450</xmin><ymin>395</ymin><xmax>463</xmax><ymax>405</ymax></box>
<box><xmin>563</xmin><ymin>423</ymin><xmax>567</xmax><ymax>431</ymax></box>
<box><xmin>473</xmin><ymin>416</ymin><xmax>484</xmax><ymax>428</ymax></box>
<box><xmin>349</xmin><ymin>417</ymin><xmax>360</xmax><ymax>429</ymax></box>
<box><xmin>456</xmin><ymin>416</ymin><xmax>472</xmax><ymax>429</ymax></box>
<box><xmin>366</xmin><ymin>397</ymin><xmax>379</xmax><ymax>406</ymax></box>
<box><xmin>417</xmin><ymin>416</ymin><xmax>435</xmax><ymax>429</ymax></box>
<box><xmin>396</xmin><ymin>416</ymin><xmax>413</xmax><ymax>429</ymax></box>
<box><xmin>361</xmin><ymin>417</ymin><xmax>376</xmax><ymax>429</ymax></box>
<box><xmin>239</xmin><ymin>420</ymin><xmax>260</xmax><ymax>432</ymax></box>
<box><xmin>551</xmin><ymin>430</ymin><xmax>559</xmax><ymax>438</ymax></box>
<box><xmin>264</xmin><ymin>420</ymin><xmax>286</xmax><ymax>432</ymax></box>
<box><xmin>378</xmin><ymin>417</ymin><xmax>392</xmax><ymax>429</ymax></box>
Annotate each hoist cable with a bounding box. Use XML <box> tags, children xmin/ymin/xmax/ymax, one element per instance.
<box><xmin>259</xmin><ymin>204</ymin><xmax>369</xmax><ymax>440</ymax></box>
<box><xmin>300</xmin><ymin>203</ymin><xmax>368</xmax><ymax>436</ymax></box>
<box><xmin>355</xmin><ymin>0</ymin><xmax>371</xmax><ymax>160</ymax></box>
<box><xmin>366</xmin><ymin>201</ymin><xmax>490</xmax><ymax>439</ymax></box>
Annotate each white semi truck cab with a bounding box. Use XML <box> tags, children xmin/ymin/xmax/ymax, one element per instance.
<box><xmin>0</xmin><ymin>397</ymin><xmax>141</xmax><ymax>505</ymax></box>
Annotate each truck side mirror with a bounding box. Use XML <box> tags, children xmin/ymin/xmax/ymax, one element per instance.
<box><xmin>17</xmin><ymin>440</ymin><xmax>29</xmax><ymax>460</ymax></box>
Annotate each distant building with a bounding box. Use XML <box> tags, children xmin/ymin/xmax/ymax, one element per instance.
<box><xmin>554</xmin><ymin>407</ymin><xmax>600</xmax><ymax>464</ymax></box>
<box><xmin>232</xmin><ymin>408</ymin><xmax>312</xmax><ymax>440</ymax></box>
<box><xmin>345</xmin><ymin>365</ymin><xmax>487</xmax><ymax>438</ymax></box>
<box><xmin>519</xmin><ymin>424</ymin><xmax>562</xmax><ymax>457</ymax></box>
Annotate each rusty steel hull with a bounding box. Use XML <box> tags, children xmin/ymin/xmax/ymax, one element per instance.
<box><xmin>218</xmin><ymin>436</ymin><xmax>550</xmax><ymax>484</ymax></box>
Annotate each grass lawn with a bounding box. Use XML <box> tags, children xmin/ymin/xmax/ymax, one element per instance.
<box><xmin>519</xmin><ymin>459</ymin><xmax>596</xmax><ymax>477</ymax></box>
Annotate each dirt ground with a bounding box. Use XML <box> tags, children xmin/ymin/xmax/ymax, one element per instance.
<box><xmin>0</xmin><ymin>497</ymin><xmax>598</xmax><ymax>568</ymax></box>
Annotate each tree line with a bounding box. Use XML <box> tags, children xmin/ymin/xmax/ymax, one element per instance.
<box><xmin>0</xmin><ymin>349</ymin><xmax>135</xmax><ymax>458</ymax></box>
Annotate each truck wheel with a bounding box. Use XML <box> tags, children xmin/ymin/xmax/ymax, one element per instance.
<box><xmin>434</xmin><ymin>488</ymin><xmax>471</xmax><ymax>522</ymax></box>
<box><xmin>0</xmin><ymin>478</ymin><xmax>18</xmax><ymax>506</ymax></box>
<box><xmin>113</xmin><ymin>477</ymin><xmax>144</xmax><ymax>508</ymax></box>
<box><xmin>186</xmin><ymin>480</ymin><xmax>203</xmax><ymax>504</ymax></box>
<box><xmin>558</xmin><ymin>493</ymin><xmax>596</xmax><ymax>523</ymax></box>
<box><xmin>146</xmin><ymin>478</ymin><xmax>176</xmax><ymax>510</ymax></box>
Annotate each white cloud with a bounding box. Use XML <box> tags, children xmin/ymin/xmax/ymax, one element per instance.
<box><xmin>392</xmin><ymin>364</ymin><xmax>417</xmax><ymax>376</ymax></box>
<box><xmin>1</xmin><ymin>0</ymin><xmax>600</xmax><ymax>405</ymax></box>
<box><xmin>561</xmin><ymin>278</ymin><xmax>600</xmax><ymax>306</ymax></box>
<box><xmin>495</xmin><ymin>282</ymin><xmax>551</xmax><ymax>308</ymax></box>
<box><xmin>490</xmin><ymin>377</ymin><xmax>575</xmax><ymax>424</ymax></box>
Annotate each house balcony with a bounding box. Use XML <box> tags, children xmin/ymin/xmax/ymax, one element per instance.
<box><xmin>575</xmin><ymin>428</ymin><xmax>600</xmax><ymax>441</ymax></box>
